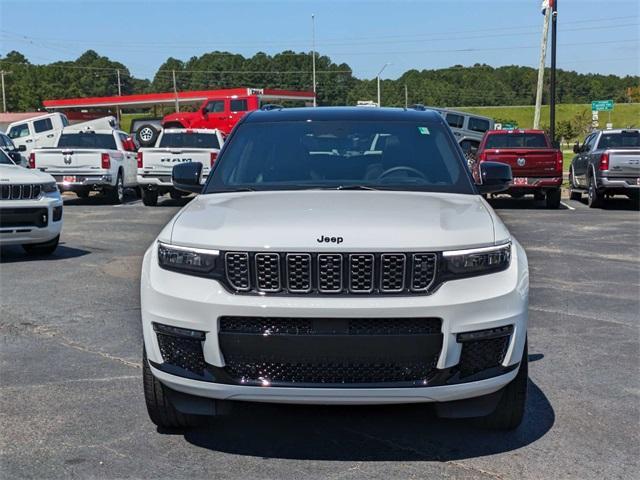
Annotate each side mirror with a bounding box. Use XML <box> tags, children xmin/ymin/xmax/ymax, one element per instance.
<box><xmin>18</xmin><ymin>145</ymin><xmax>27</xmax><ymax>152</ymax></box>
<box><xmin>573</xmin><ymin>142</ymin><xmax>580</xmax><ymax>154</ymax></box>
<box><xmin>201</xmin><ymin>109</ymin><xmax>209</xmax><ymax>118</ymax></box>
<box><xmin>172</xmin><ymin>162</ymin><xmax>203</xmax><ymax>194</ymax></box>
<box><xmin>476</xmin><ymin>161</ymin><xmax>512</xmax><ymax>194</ymax></box>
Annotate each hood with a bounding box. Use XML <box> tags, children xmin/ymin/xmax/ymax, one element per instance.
<box><xmin>0</xmin><ymin>164</ymin><xmax>56</xmax><ymax>183</ymax></box>
<box><xmin>167</xmin><ymin>190</ymin><xmax>501</xmax><ymax>252</ymax></box>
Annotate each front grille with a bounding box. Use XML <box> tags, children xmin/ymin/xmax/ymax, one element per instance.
<box><xmin>156</xmin><ymin>332</ymin><xmax>206</xmax><ymax>376</ymax></box>
<box><xmin>224</xmin><ymin>251</ymin><xmax>437</xmax><ymax>295</ymax></box>
<box><xmin>0</xmin><ymin>207</ymin><xmax>48</xmax><ymax>228</ymax></box>
<box><xmin>458</xmin><ymin>336</ymin><xmax>510</xmax><ymax>378</ymax></box>
<box><xmin>219</xmin><ymin>316</ymin><xmax>443</xmax><ymax>386</ymax></box>
<box><xmin>0</xmin><ymin>184</ymin><xmax>42</xmax><ymax>200</ymax></box>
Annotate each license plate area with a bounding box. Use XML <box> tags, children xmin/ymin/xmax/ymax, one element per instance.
<box><xmin>513</xmin><ymin>177</ymin><xmax>528</xmax><ymax>186</ymax></box>
<box><xmin>63</xmin><ymin>176</ymin><xmax>77</xmax><ymax>183</ymax></box>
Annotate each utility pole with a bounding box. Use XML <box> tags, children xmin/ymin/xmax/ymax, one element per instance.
<box><xmin>0</xmin><ymin>70</ymin><xmax>11</xmax><ymax>113</ymax></box>
<box><xmin>116</xmin><ymin>69</ymin><xmax>122</xmax><ymax>122</ymax></box>
<box><xmin>311</xmin><ymin>14</ymin><xmax>317</xmax><ymax>107</ymax></box>
<box><xmin>172</xmin><ymin>69</ymin><xmax>179</xmax><ymax>112</ymax></box>
<box><xmin>376</xmin><ymin>63</ymin><xmax>390</xmax><ymax>107</ymax></box>
<box><xmin>533</xmin><ymin>2</ymin><xmax>551</xmax><ymax>129</ymax></box>
<box><xmin>404</xmin><ymin>84</ymin><xmax>408</xmax><ymax>108</ymax></box>
<box><xmin>549</xmin><ymin>0</ymin><xmax>558</xmax><ymax>142</ymax></box>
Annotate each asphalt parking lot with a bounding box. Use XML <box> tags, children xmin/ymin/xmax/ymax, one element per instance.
<box><xmin>1</xmin><ymin>192</ymin><xmax>638</xmax><ymax>480</ymax></box>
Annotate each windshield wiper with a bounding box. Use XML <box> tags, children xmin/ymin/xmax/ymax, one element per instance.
<box><xmin>334</xmin><ymin>185</ymin><xmax>379</xmax><ymax>191</ymax></box>
<box><xmin>211</xmin><ymin>187</ymin><xmax>256</xmax><ymax>193</ymax></box>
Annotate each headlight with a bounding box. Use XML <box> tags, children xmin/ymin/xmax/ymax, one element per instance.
<box><xmin>41</xmin><ymin>182</ymin><xmax>58</xmax><ymax>193</ymax></box>
<box><xmin>442</xmin><ymin>242</ymin><xmax>511</xmax><ymax>277</ymax></box>
<box><xmin>157</xmin><ymin>241</ymin><xmax>219</xmax><ymax>274</ymax></box>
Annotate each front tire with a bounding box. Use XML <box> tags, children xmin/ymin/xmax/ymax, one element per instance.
<box><xmin>477</xmin><ymin>342</ymin><xmax>528</xmax><ymax>430</ymax></box>
<box><xmin>22</xmin><ymin>234</ymin><xmax>60</xmax><ymax>256</ymax></box>
<box><xmin>545</xmin><ymin>188</ymin><xmax>561</xmax><ymax>209</ymax></box>
<box><xmin>143</xmin><ymin>349</ymin><xmax>200</xmax><ymax>429</ymax></box>
<box><xmin>142</xmin><ymin>189</ymin><xmax>159</xmax><ymax>206</ymax></box>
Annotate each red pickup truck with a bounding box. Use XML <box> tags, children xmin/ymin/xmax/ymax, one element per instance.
<box><xmin>473</xmin><ymin>129</ymin><xmax>563</xmax><ymax>208</ymax></box>
<box><xmin>161</xmin><ymin>88</ymin><xmax>314</xmax><ymax>135</ymax></box>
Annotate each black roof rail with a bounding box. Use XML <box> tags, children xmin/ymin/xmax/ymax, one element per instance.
<box><xmin>260</xmin><ymin>104</ymin><xmax>284</xmax><ymax>111</ymax></box>
<box><xmin>408</xmin><ymin>104</ymin><xmax>426</xmax><ymax>111</ymax></box>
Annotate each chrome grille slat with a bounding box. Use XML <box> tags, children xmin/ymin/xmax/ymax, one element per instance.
<box><xmin>224</xmin><ymin>251</ymin><xmax>438</xmax><ymax>295</ymax></box>
<box><xmin>0</xmin><ymin>184</ymin><xmax>42</xmax><ymax>200</ymax></box>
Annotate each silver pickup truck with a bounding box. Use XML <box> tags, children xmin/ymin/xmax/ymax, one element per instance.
<box><xmin>569</xmin><ymin>129</ymin><xmax>640</xmax><ymax>207</ymax></box>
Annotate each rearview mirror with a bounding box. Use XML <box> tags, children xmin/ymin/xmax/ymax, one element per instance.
<box><xmin>476</xmin><ymin>161</ymin><xmax>512</xmax><ymax>194</ymax></box>
<box><xmin>573</xmin><ymin>142</ymin><xmax>580</xmax><ymax>154</ymax></box>
<box><xmin>18</xmin><ymin>145</ymin><xmax>27</xmax><ymax>152</ymax></box>
<box><xmin>172</xmin><ymin>162</ymin><xmax>203</xmax><ymax>194</ymax></box>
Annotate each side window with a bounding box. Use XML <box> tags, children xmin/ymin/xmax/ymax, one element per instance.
<box><xmin>230</xmin><ymin>99</ymin><xmax>248</xmax><ymax>112</ymax></box>
<box><xmin>8</xmin><ymin>124</ymin><xmax>30</xmax><ymax>139</ymax></box>
<box><xmin>468</xmin><ymin>117</ymin><xmax>490</xmax><ymax>133</ymax></box>
<box><xmin>205</xmin><ymin>100</ymin><xmax>225</xmax><ymax>113</ymax></box>
<box><xmin>61</xmin><ymin>115</ymin><xmax>69</xmax><ymax>127</ymax></box>
<box><xmin>584</xmin><ymin>134</ymin><xmax>596</xmax><ymax>152</ymax></box>
<box><xmin>446</xmin><ymin>113</ymin><xmax>464</xmax><ymax>129</ymax></box>
<box><xmin>33</xmin><ymin>118</ymin><xmax>54</xmax><ymax>133</ymax></box>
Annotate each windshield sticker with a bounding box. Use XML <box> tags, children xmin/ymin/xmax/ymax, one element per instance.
<box><xmin>418</xmin><ymin>127</ymin><xmax>430</xmax><ymax>135</ymax></box>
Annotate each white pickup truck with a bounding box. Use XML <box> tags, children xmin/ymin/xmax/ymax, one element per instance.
<box><xmin>29</xmin><ymin>127</ymin><xmax>138</xmax><ymax>204</ymax></box>
<box><xmin>137</xmin><ymin>128</ymin><xmax>223</xmax><ymax>206</ymax></box>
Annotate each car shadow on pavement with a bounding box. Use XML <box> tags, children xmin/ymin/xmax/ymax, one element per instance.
<box><xmin>179</xmin><ymin>380</ymin><xmax>554</xmax><ymax>461</ymax></box>
<box><xmin>485</xmin><ymin>197</ymin><xmax>571</xmax><ymax>210</ymax></box>
<box><xmin>0</xmin><ymin>243</ymin><xmax>91</xmax><ymax>263</ymax></box>
<box><xmin>573</xmin><ymin>197</ymin><xmax>640</xmax><ymax>211</ymax></box>
<box><xmin>62</xmin><ymin>189</ymin><xmax>139</xmax><ymax>206</ymax></box>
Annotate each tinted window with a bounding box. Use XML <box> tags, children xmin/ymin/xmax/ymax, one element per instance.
<box><xmin>446</xmin><ymin>113</ymin><xmax>464</xmax><ymax>129</ymax></box>
<box><xmin>0</xmin><ymin>149</ymin><xmax>14</xmax><ymax>165</ymax></box>
<box><xmin>206</xmin><ymin>120</ymin><xmax>473</xmax><ymax>194</ymax></box>
<box><xmin>485</xmin><ymin>133</ymin><xmax>549</xmax><ymax>149</ymax></box>
<box><xmin>205</xmin><ymin>100</ymin><xmax>225</xmax><ymax>113</ymax></box>
<box><xmin>8</xmin><ymin>124</ymin><xmax>30</xmax><ymax>139</ymax></box>
<box><xmin>61</xmin><ymin>115</ymin><xmax>69</xmax><ymax>127</ymax></box>
<box><xmin>34</xmin><ymin>118</ymin><xmax>54</xmax><ymax>133</ymax></box>
<box><xmin>230</xmin><ymin>99</ymin><xmax>248</xmax><ymax>112</ymax></box>
<box><xmin>597</xmin><ymin>131</ymin><xmax>640</xmax><ymax>149</ymax></box>
<box><xmin>468</xmin><ymin>117</ymin><xmax>491</xmax><ymax>133</ymax></box>
<box><xmin>159</xmin><ymin>133</ymin><xmax>220</xmax><ymax>149</ymax></box>
<box><xmin>57</xmin><ymin>133</ymin><xmax>117</xmax><ymax>149</ymax></box>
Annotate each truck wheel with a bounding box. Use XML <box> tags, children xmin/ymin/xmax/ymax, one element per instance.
<box><xmin>587</xmin><ymin>174</ymin><xmax>604</xmax><ymax>208</ymax></box>
<box><xmin>545</xmin><ymin>188</ymin><xmax>561</xmax><ymax>209</ymax></box>
<box><xmin>76</xmin><ymin>190</ymin><xmax>90</xmax><ymax>199</ymax></box>
<box><xmin>136</xmin><ymin>124</ymin><xmax>159</xmax><ymax>147</ymax></box>
<box><xmin>533</xmin><ymin>192</ymin><xmax>545</xmax><ymax>202</ymax></box>
<box><xmin>143</xmin><ymin>349</ymin><xmax>200</xmax><ymax>429</ymax></box>
<box><xmin>142</xmin><ymin>189</ymin><xmax>159</xmax><ymax>206</ymax></box>
<box><xmin>477</xmin><ymin>342</ymin><xmax>528</xmax><ymax>430</ymax></box>
<box><xmin>106</xmin><ymin>173</ymin><xmax>124</xmax><ymax>205</ymax></box>
<box><xmin>22</xmin><ymin>235</ymin><xmax>60</xmax><ymax>256</ymax></box>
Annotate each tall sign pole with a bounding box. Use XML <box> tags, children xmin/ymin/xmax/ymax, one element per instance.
<box><xmin>0</xmin><ymin>70</ymin><xmax>11</xmax><ymax>113</ymax></box>
<box><xmin>172</xmin><ymin>69</ymin><xmax>179</xmax><ymax>113</ymax></box>
<box><xmin>533</xmin><ymin>2</ymin><xmax>551</xmax><ymax>129</ymax></box>
<box><xmin>116</xmin><ymin>69</ymin><xmax>122</xmax><ymax>123</ymax></box>
<box><xmin>311</xmin><ymin>14</ymin><xmax>317</xmax><ymax>107</ymax></box>
<box><xmin>550</xmin><ymin>0</ymin><xmax>558</xmax><ymax>142</ymax></box>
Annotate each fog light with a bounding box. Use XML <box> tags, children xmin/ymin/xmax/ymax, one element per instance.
<box><xmin>53</xmin><ymin>206</ymin><xmax>63</xmax><ymax>222</ymax></box>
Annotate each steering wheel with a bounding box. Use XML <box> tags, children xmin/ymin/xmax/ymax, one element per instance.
<box><xmin>378</xmin><ymin>166</ymin><xmax>427</xmax><ymax>180</ymax></box>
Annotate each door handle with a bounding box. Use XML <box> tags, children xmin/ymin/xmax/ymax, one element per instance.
<box><xmin>46</xmin><ymin>134</ymin><xmax>54</xmax><ymax>138</ymax></box>
<box><xmin>26</xmin><ymin>139</ymin><xmax>33</xmax><ymax>143</ymax></box>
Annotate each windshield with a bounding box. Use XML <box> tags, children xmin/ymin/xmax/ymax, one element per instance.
<box><xmin>205</xmin><ymin>120</ymin><xmax>474</xmax><ymax>194</ymax></box>
<box><xmin>0</xmin><ymin>149</ymin><xmax>15</xmax><ymax>165</ymax></box>
<box><xmin>597</xmin><ymin>131</ymin><xmax>640</xmax><ymax>149</ymax></box>
<box><xmin>57</xmin><ymin>133</ymin><xmax>117</xmax><ymax>149</ymax></box>
<box><xmin>485</xmin><ymin>133</ymin><xmax>549</xmax><ymax>149</ymax></box>
<box><xmin>159</xmin><ymin>132</ymin><xmax>220</xmax><ymax>149</ymax></box>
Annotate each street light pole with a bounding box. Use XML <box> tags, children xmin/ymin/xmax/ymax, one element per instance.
<box><xmin>0</xmin><ymin>70</ymin><xmax>11</xmax><ymax>113</ymax></box>
<box><xmin>376</xmin><ymin>63</ymin><xmax>390</xmax><ymax>107</ymax></box>
<box><xmin>550</xmin><ymin>0</ymin><xmax>558</xmax><ymax>142</ymax></box>
<box><xmin>311</xmin><ymin>14</ymin><xmax>317</xmax><ymax>107</ymax></box>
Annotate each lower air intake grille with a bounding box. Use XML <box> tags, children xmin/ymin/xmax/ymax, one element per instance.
<box><xmin>156</xmin><ymin>332</ymin><xmax>206</xmax><ymax>376</ymax></box>
<box><xmin>458</xmin><ymin>336</ymin><xmax>510</xmax><ymax>378</ymax></box>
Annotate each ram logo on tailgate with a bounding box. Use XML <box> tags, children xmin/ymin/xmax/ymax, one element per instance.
<box><xmin>160</xmin><ymin>158</ymin><xmax>192</xmax><ymax>163</ymax></box>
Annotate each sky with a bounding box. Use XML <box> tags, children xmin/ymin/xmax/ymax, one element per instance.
<box><xmin>0</xmin><ymin>0</ymin><xmax>638</xmax><ymax>80</ymax></box>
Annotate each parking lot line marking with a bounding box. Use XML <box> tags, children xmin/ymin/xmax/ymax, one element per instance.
<box><xmin>561</xmin><ymin>201</ymin><xmax>575</xmax><ymax>210</ymax></box>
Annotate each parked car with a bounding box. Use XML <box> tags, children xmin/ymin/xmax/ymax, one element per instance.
<box><xmin>137</xmin><ymin>128</ymin><xmax>224</xmax><ymax>206</ymax></box>
<box><xmin>0</xmin><ymin>149</ymin><xmax>63</xmax><ymax>255</ymax></box>
<box><xmin>0</xmin><ymin>132</ymin><xmax>27</xmax><ymax>167</ymax></box>
<box><xmin>409</xmin><ymin>105</ymin><xmax>494</xmax><ymax>160</ymax></box>
<box><xmin>6</xmin><ymin>112</ymin><xmax>69</xmax><ymax>156</ymax></box>
<box><xmin>29</xmin><ymin>126</ymin><xmax>138</xmax><ymax>204</ymax></box>
<box><xmin>155</xmin><ymin>88</ymin><xmax>312</xmax><ymax>141</ymax></box>
<box><xmin>569</xmin><ymin>129</ymin><xmax>640</xmax><ymax>207</ymax></box>
<box><xmin>141</xmin><ymin>107</ymin><xmax>529</xmax><ymax>431</ymax></box>
<box><xmin>473</xmin><ymin>129</ymin><xmax>563</xmax><ymax>208</ymax></box>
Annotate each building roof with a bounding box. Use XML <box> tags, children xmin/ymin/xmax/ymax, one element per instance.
<box><xmin>43</xmin><ymin>88</ymin><xmax>315</xmax><ymax>110</ymax></box>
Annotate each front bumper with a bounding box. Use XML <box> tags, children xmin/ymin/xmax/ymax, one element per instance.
<box><xmin>0</xmin><ymin>195</ymin><xmax>63</xmax><ymax>245</ymax></box>
<box><xmin>141</xmin><ymin>241</ymin><xmax>529</xmax><ymax>405</ymax></box>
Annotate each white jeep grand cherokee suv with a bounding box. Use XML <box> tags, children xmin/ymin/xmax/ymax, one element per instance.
<box><xmin>0</xmin><ymin>149</ymin><xmax>63</xmax><ymax>254</ymax></box>
<box><xmin>141</xmin><ymin>107</ymin><xmax>529</xmax><ymax>430</ymax></box>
